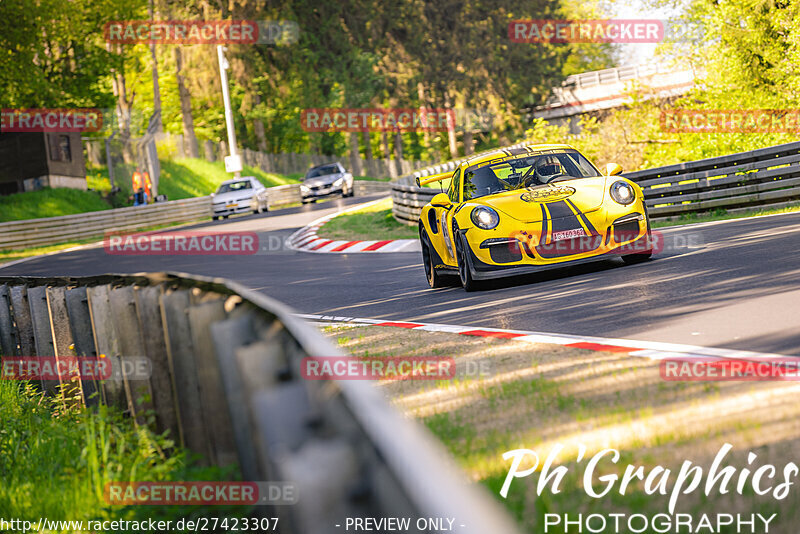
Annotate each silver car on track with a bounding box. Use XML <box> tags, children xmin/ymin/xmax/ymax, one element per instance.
<box><xmin>300</xmin><ymin>163</ymin><xmax>354</xmax><ymax>203</ymax></box>
<box><xmin>211</xmin><ymin>177</ymin><xmax>269</xmax><ymax>220</ymax></box>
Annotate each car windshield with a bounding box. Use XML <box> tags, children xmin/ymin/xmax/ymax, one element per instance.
<box><xmin>306</xmin><ymin>165</ymin><xmax>340</xmax><ymax>179</ymax></box>
<box><xmin>216</xmin><ymin>181</ymin><xmax>252</xmax><ymax>194</ymax></box>
<box><xmin>462</xmin><ymin>150</ymin><xmax>601</xmax><ymax>200</ymax></box>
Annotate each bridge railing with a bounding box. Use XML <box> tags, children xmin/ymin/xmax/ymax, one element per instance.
<box><xmin>0</xmin><ymin>272</ymin><xmax>521</xmax><ymax>534</ymax></box>
<box><xmin>390</xmin><ymin>141</ymin><xmax>800</xmax><ymax>224</ymax></box>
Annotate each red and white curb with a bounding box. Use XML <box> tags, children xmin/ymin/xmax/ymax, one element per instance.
<box><xmin>298</xmin><ymin>314</ymin><xmax>795</xmax><ymax>364</ymax></box>
<box><xmin>287</xmin><ymin>198</ymin><xmax>420</xmax><ymax>254</ymax></box>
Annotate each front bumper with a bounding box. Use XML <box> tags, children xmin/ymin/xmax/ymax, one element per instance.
<box><xmin>462</xmin><ymin>213</ymin><xmax>652</xmax><ymax>280</ymax></box>
<box><xmin>212</xmin><ymin>202</ymin><xmax>252</xmax><ymax>216</ymax></box>
<box><xmin>302</xmin><ymin>185</ymin><xmax>345</xmax><ymax>200</ymax></box>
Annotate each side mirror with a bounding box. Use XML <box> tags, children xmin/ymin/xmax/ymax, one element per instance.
<box><xmin>415</xmin><ymin>176</ymin><xmax>422</xmax><ymax>188</ymax></box>
<box><xmin>431</xmin><ymin>192</ymin><xmax>452</xmax><ymax>208</ymax></box>
<box><xmin>605</xmin><ymin>163</ymin><xmax>623</xmax><ymax>176</ymax></box>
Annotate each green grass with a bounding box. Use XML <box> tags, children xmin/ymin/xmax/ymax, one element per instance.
<box><xmin>0</xmin><ymin>188</ymin><xmax>111</xmax><ymax>223</ymax></box>
<box><xmin>0</xmin><ymin>380</ymin><xmax>243</xmax><ymax>523</ymax></box>
<box><xmin>3</xmin><ymin>158</ymin><xmax>300</xmax><ymax>224</ymax></box>
<box><xmin>317</xmin><ymin>198</ymin><xmax>418</xmax><ymax>241</ymax></box>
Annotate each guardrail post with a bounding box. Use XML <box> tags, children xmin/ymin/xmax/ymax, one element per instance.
<box><xmin>86</xmin><ymin>284</ymin><xmax>125</xmax><ymax>409</ymax></box>
<box><xmin>9</xmin><ymin>286</ymin><xmax>36</xmax><ymax>363</ymax></box>
<box><xmin>161</xmin><ymin>288</ymin><xmax>213</xmax><ymax>462</ymax></box>
<box><xmin>186</xmin><ymin>294</ymin><xmax>238</xmax><ymax>466</ymax></box>
<box><xmin>108</xmin><ymin>286</ymin><xmax>155</xmax><ymax>426</ymax></box>
<box><xmin>0</xmin><ymin>284</ymin><xmax>18</xmax><ymax>357</ymax></box>
<box><xmin>46</xmin><ymin>286</ymin><xmax>81</xmax><ymax>403</ymax></box>
<box><xmin>134</xmin><ymin>284</ymin><xmax>180</xmax><ymax>440</ymax></box>
<box><xmin>27</xmin><ymin>285</ymin><xmax>58</xmax><ymax>393</ymax></box>
<box><xmin>65</xmin><ymin>286</ymin><xmax>101</xmax><ymax>407</ymax></box>
<box><xmin>209</xmin><ymin>310</ymin><xmax>261</xmax><ymax>480</ymax></box>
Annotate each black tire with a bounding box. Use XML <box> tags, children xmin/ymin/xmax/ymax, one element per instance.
<box><xmin>223</xmin><ymin>215</ymin><xmax>229</xmax><ymax>219</ymax></box>
<box><xmin>622</xmin><ymin>251</ymin><xmax>652</xmax><ymax>264</ymax></box>
<box><xmin>455</xmin><ymin>233</ymin><xmax>479</xmax><ymax>292</ymax></box>
<box><xmin>212</xmin><ymin>216</ymin><xmax>219</xmax><ymax>221</ymax></box>
<box><xmin>420</xmin><ymin>227</ymin><xmax>447</xmax><ymax>288</ymax></box>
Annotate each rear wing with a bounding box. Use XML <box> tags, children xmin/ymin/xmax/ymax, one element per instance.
<box><xmin>416</xmin><ymin>171</ymin><xmax>452</xmax><ymax>188</ymax></box>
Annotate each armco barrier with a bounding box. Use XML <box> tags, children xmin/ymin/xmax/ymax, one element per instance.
<box><xmin>391</xmin><ymin>141</ymin><xmax>800</xmax><ymax>224</ymax></box>
<box><xmin>0</xmin><ymin>180</ymin><xmax>390</xmax><ymax>252</ymax></box>
<box><xmin>0</xmin><ymin>273</ymin><xmax>521</xmax><ymax>534</ymax></box>
<box><xmin>625</xmin><ymin>141</ymin><xmax>800</xmax><ymax>218</ymax></box>
<box><xmin>0</xmin><ymin>197</ymin><xmax>212</xmax><ymax>251</ymax></box>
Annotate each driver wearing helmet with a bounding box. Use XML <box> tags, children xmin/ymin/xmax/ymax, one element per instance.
<box><xmin>534</xmin><ymin>155</ymin><xmax>564</xmax><ymax>184</ymax></box>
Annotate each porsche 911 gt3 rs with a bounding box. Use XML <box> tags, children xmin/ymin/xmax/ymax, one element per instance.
<box><xmin>417</xmin><ymin>144</ymin><xmax>653</xmax><ymax>291</ymax></box>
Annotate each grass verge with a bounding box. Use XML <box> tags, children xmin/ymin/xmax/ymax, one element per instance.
<box><xmin>316</xmin><ymin>198</ymin><xmax>418</xmax><ymax>241</ymax></box>
<box><xmin>325</xmin><ymin>324</ymin><xmax>800</xmax><ymax>533</ymax></box>
<box><xmin>0</xmin><ymin>380</ymin><xmax>244</xmax><ymax>523</ymax></box>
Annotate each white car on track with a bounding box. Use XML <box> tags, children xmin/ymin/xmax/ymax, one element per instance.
<box><xmin>211</xmin><ymin>176</ymin><xmax>269</xmax><ymax>220</ymax></box>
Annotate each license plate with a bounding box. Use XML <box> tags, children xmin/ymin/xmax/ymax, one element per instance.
<box><xmin>552</xmin><ymin>228</ymin><xmax>586</xmax><ymax>242</ymax></box>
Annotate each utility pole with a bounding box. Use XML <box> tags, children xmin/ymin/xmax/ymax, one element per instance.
<box><xmin>217</xmin><ymin>45</ymin><xmax>241</xmax><ymax>178</ymax></box>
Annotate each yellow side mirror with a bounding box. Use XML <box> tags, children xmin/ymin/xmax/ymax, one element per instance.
<box><xmin>431</xmin><ymin>193</ymin><xmax>452</xmax><ymax>208</ymax></box>
<box><xmin>605</xmin><ymin>163</ymin><xmax>623</xmax><ymax>176</ymax></box>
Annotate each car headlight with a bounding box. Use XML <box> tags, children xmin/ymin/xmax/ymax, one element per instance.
<box><xmin>300</xmin><ymin>185</ymin><xmax>310</xmax><ymax>192</ymax></box>
<box><xmin>333</xmin><ymin>177</ymin><xmax>344</xmax><ymax>187</ymax></box>
<box><xmin>609</xmin><ymin>181</ymin><xmax>636</xmax><ymax>205</ymax></box>
<box><xmin>470</xmin><ymin>206</ymin><xmax>500</xmax><ymax>230</ymax></box>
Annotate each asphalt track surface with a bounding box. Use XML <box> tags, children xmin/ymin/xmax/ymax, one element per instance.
<box><xmin>3</xmin><ymin>195</ymin><xmax>800</xmax><ymax>356</ymax></box>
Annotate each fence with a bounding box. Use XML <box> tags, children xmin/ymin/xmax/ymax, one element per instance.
<box><xmin>0</xmin><ymin>181</ymin><xmax>391</xmax><ymax>252</ymax></box>
<box><xmin>84</xmin><ymin>135</ymin><xmax>441</xmax><ymax>181</ymax></box>
<box><xmin>0</xmin><ymin>273</ymin><xmax>521</xmax><ymax>534</ymax></box>
<box><xmin>390</xmin><ymin>141</ymin><xmax>800</xmax><ymax>224</ymax></box>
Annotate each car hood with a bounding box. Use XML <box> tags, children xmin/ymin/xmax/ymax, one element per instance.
<box><xmin>304</xmin><ymin>174</ymin><xmax>343</xmax><ymax>187</ymax></box>
<box><xmin>212</xmin><ymin>190</ymin><xmax>252</xmax><ymax>203</ymax></box>
<box><xmin>474</xmin><ymin>177</ymin><xmax>607</xmax><ymax>223</ymax></box>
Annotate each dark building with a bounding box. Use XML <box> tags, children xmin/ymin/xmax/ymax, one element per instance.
<box><xmin>0</xmin><ymin>132</ymin><xmax>87</xmax><ymax>195</ymax></box>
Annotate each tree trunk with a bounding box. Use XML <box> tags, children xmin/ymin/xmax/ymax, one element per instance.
<box><xmin>394</xmin><ymin>131</ymin><xmax>403</xmax><ymax>176</ymax></box>
<box><xmin>463</xmin><ymin>130</ymin><xmax>475</xmax><ymax>155</ymax></box>
<box><xmin>253</xmin><ymin>94</ymin><xmax>267</xmax><ymax>151</ymax></box>
<box><xmin>381</xmin><ymin>131</ymin><xmax>391</xmax><ymax>159</ymax></box>
<box><xmin>444</xmin><ymin>93</ymin><xmax>458</xmax><ymax>159</ymax></box>
<box><xmin>148</xmin><ymin>0</ymin><xmax>163</xmax><ymax>132</ymax></box>
<box><xmin>349</xmin><ymin>132</ymin><xmax>363</xmax><ymax>176</ymax></box>
<box><xmin>174</xmin><ymin>46</ymin><xmax>199</xmax><ymax>158</ymax></box>
<box><xmin>417</xmin><ymin>82</ymin><xmax>430</xmax><ymax>152</ymax></box>
<box><xmin>108</xmin><ymin>47</ymin><xmax>135</xmax><ymax>164</ymax></box>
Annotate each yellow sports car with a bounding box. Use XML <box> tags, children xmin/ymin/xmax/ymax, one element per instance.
<box><xmin>417</xmin><ymin>144</ymin><xmax>653</xmax><ymax>291</ymax></box>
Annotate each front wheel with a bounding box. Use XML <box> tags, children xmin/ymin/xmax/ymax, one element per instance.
<box><xmin>455</xmin><ymin>233</ymin><xmax>479</xmax><ymax>292</ymax></box>
<box><xmin>420</xmin><ymin>228</ymin><xmax>447</xmax><ymax>288</ymax></box>
<box><xmin>622</xmin><ymin>251</ymin><xmax>652</xmax><ymax>264</ymax></box>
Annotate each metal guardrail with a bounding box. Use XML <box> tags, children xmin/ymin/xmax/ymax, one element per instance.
<box><xmin>0</xmin><ymin>197</ymin><xmax>212</xmax><ymax>251</ymax></box>
<box><xmin>0</xmin><ymin>272</ymin><xmax>521</xmax><ymax>534</ymax></box>
<box><xmin>391</xmin><ymin>141</ymin><xmax>800</xmax><ymax>224</ymax></box>
<box><xmin>0</xmin><ymin>181</ymin><xmax>393</xmax><ymax>252</ymax></box>
<box><xmin>624</xmin><ymin>141</ymin><xmax>800</xmax><ymax>218</ymax></box>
